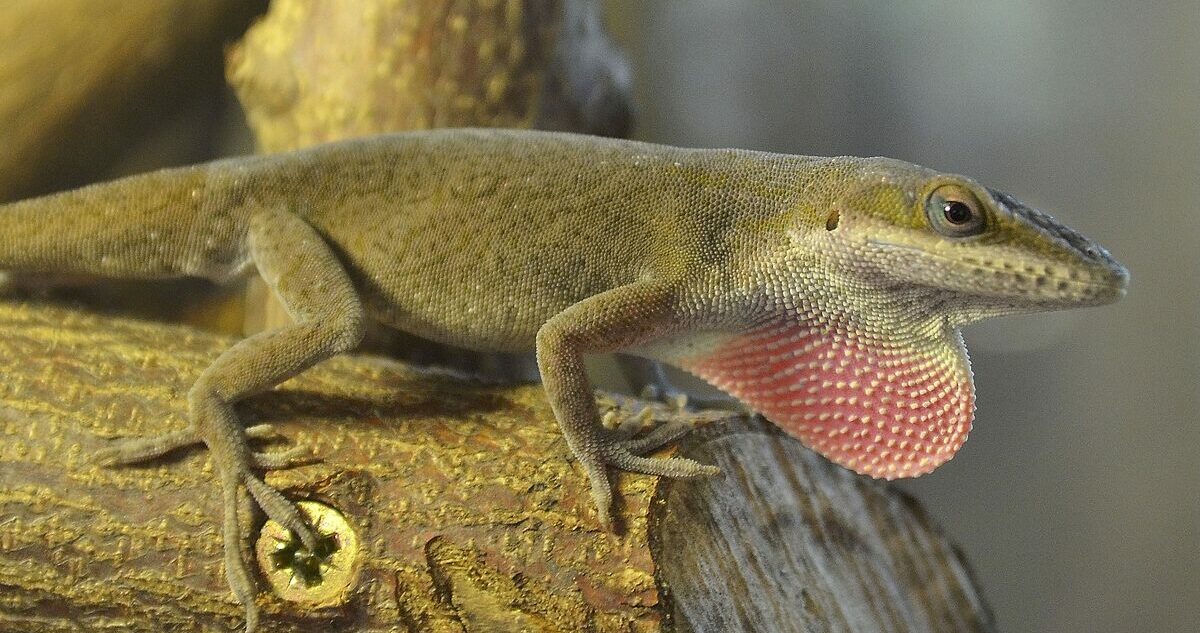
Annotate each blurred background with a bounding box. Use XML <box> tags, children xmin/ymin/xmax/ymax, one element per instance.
<box><xmin>1</xmin><ymin>1</ymin><xmax>1195</xmax><ymax>631</ymax></box>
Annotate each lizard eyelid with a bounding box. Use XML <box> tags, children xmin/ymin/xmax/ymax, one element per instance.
<box><xmin>925</xmin><ymin>184</ymin><xmax>987</xmax><ymax>238</ymax></box>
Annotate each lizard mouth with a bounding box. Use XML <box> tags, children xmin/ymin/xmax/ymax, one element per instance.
<box><xmin>865</xmin><ymin>238</ymin><xmax>1128</xmax><ymax>311</ymax></box>
<box><xmin>953</xmin><ymin>253</ymin><xmax>1127</xmax><ymax>308</ymax></box>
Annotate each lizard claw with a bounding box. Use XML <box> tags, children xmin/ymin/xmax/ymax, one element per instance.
<box><xmin>244</xmin><ymin>474</ymin><xmax>318</xmax><ymax>551</ymax></box>
<box><xmin>579</xmin><ymin>417</ymin><xmax>723</xmax><ymax>533</ymax></box>
<box><xmin>220</xmin><ymin>476</ymin><xmax>261</xmax><ymax>633</ymax></box>
<box><xmin>582</xmin><ymin>460</ymin><xmax>617</xmax><ymax>532</ymax></box>
<box><xmin>579</xmin><ymin>445</ymin><xmax>719</xmax><ymax>534</ymax></box>
<box><xmin>217</xmin><ymin>467</ymin><xmax>318</xmax><ymax>632</ymax></box>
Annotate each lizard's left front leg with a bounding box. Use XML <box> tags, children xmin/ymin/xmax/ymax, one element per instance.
<box><xmin>535</xmin><ymin>281</ymin><xmax>721</xmax><ymax>530</ymax></box>
<box><xmin>94</xmin><ymin>208</ymin><xmax>365</xmax><ymax>631</ymax></box>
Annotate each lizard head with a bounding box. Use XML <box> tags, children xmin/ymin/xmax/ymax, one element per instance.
<box><xmin>825</xmin><ymin>159</ymin><xmax>1129</xmax><ymax>326</ymax></box>
<box><xmin>678</xmin><ymin>159</ymin><xmax>1130</xmax><ymax>481</ymax></box>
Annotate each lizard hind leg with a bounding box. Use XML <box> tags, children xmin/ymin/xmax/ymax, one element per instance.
<box><xmin>95</xmin><ymin>208</ymin><xmax>365</xmax><ymax>630</ymax></box>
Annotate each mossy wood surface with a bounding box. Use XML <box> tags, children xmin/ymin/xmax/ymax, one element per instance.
<box><xmin>0</xmin><ymin>303</ymin><xmax>993</xmax><ymax>632</ymax></box>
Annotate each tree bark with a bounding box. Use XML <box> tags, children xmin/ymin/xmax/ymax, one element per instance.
<box><xmin>226</xmin><ymin>0</ymin><xmax>632</xmax><ymax>154</ymax></box>
<box><xmin>0</xmin><ymin>303</ymin><xmax>994</xmax><ymax>632</ymax></box>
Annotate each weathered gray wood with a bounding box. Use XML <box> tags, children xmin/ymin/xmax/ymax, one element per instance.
<box><xmin>655</xmin><ymin>419</ymin><xmax>997</xmax><ymax>633</ymax></box>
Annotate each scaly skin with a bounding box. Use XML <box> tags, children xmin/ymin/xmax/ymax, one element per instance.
<box><xmin>0</xmin><ymin>128</ymin><xmax>1127</xmax><ymax>630</ymax></box>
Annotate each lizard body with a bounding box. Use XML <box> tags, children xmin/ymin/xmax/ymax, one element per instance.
<box><xmin>0</xmin><ymin>128</ymin><xmax>1127</xmax><ymax>629</ymax></box>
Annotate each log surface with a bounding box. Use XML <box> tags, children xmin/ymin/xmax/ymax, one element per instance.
<box><xmin>656</xmin><ymin>421</ymin><xmax>996</xmax><ymax>632</ymax></box>
<box><xmin>0</xmin><ymin>303</ymin><xmax>994</xmax><ymax>632</ymax></box>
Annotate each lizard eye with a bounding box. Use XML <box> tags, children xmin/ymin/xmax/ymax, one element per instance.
<box><xmin>926</xmin><ymin>184</ymin><xmax>987</xmax><ymax>237</ymax></box>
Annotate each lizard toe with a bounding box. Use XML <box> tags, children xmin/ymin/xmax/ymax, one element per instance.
<box><xmin>244</xmin><ymin>475</ymin><xmax>319</xmax><ymax>552</ymax></box>
<box><xmin>252</xmin><ymin>444</ymin><xmax>316</xmax><ymax>470</ymax></box>
<box><xmin>220</xmin><ymin>476</ymin><xmax>261</xmax><ymax>633</ymax></box>
<box><xmin>578</xmin><ymin>457</ymin><xmax>617</xmax><ymax>532</ymax></box>
<box><xmin>93</xmin><ymin>426</ymin><xmax>200</xmax><ymax>466</ymax></box>
<box><xmin>603</xmin><ymin>448</ymin><xmax>721</xmax><ymax>479</ymax></box>
<box><xmin>612</xmin><ymin>419</ymin><xmax>698</xmax><ymax>455</ymax></box>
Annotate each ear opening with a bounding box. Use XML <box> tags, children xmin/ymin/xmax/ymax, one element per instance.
<box><xmin>825</xmin><ymin>210</ymin><xmax>840</xmax><ymax>231</ymax></box>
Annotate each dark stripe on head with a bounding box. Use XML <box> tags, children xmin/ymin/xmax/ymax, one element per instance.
<box><xmin>986</xmin><ymin>188</ymin><xmax>1117</xmax><ymax>266</ymax></box>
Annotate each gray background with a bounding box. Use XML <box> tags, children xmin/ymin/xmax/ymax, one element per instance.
<box><xmin>607</xmin><ymin>1</ymin><xmax>1198</xmax><ymax>631</ymax></box>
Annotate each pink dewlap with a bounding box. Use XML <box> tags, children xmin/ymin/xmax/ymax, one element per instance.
<box><xmin>678</xmin><ymin>317</ymin><xmax>974</xmax><ymax>479</ymax></box>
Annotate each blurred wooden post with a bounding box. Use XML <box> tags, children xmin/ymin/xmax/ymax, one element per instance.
<box><xmin>0</xmin><ymin>0</ymin><xmax>264</xmax><ymax>202</ymax></box>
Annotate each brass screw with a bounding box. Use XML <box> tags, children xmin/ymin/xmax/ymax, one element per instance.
<box><xmin>255</xmin><ymin>500</ymin><xmax>361</xmax><ymax>607</ymax></box>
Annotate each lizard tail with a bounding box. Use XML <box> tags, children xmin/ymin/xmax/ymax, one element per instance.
<box><xmin>0</xmin><ymin>164</ymin><xmax>252</xmax><ymax>284</ymax></box>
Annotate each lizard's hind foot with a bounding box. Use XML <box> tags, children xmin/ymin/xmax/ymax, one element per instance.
<box><xmin>96</xmin><ymin>421</ymin><xmax>322</xmax><ymax>632</ymax></box>
<box><xmin>215</xmin><ymin>469</ymin><xmax>320</xmax><ymax>633</ymax></box>
<box><xmin>578</xmin><ymin>436</ymin><xmax>721</xmax><ymax>533</ymax></box>
<box><xmin>93</xmin><ymin>421</ymin><xmax>321</xmax><ymax>549</ymax></box>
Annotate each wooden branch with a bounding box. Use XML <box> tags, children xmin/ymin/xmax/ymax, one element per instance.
<box><xmin>1</xmin><ymin>3</ymin><xmax>995</xmax><ymax>631</ymax></box>
<box><xmin>226</xmin><ymin>0</ymin><xmax>632</xmax><ymax>154</ymax></box>
<box><xmin>0</xmin><ymin>303</ymin><xmax>994</xmax><ymax>631</ymax></box>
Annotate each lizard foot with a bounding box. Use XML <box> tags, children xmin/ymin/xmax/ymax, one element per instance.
<box><xmin>581</xmin><ymin>424</ymin><xmax>722</xmax><ymax>532</ymax></box>
<box><xmin>95</xmin><ymin>424</ymin><xmax>320</xmax><ymax>632</ymax></box>
<box><xmin>218</xmin><ymin>468</ymin><xmax>321</xmax><ymax>633</ymax></box>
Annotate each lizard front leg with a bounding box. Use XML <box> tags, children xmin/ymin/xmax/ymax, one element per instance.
<box><xmin>94</xmin><ymin>208</ymin><xmax>365</xmax><ymax>631</ymax></box>
<box><xmin>535</xmin><ymin>281</ymin><xmax>721</xmax><ymax>530</ymax></box>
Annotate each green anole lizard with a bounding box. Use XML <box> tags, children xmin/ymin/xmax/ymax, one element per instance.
<box><xmin>0</xmin><ymin>128</ymin><xmax>1127</xmax><ymax>629</ymax></box>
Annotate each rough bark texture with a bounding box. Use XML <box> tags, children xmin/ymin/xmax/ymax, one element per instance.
<box><xmin>227</xmin><ymin>0</ymin><xmax>632</xmax><ymax>154</ymax></box>
<box><xmin>655</xmin><ymin>422</ymin><xmax>997</xmax><ymax>632</ymax></box>
<box><xmin>0</xmin><ymin>303</ymin><xmax>995</xmax><ymax>632</ymax></box>
<box><xmin>0</xmin><ymin>303</ymin><xmax>662</xmax><ymax>632</ymax></box>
